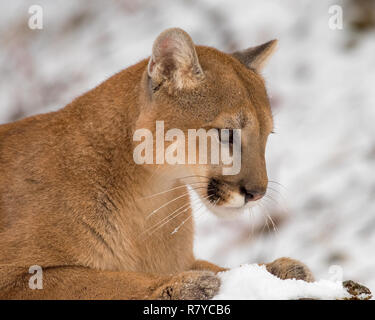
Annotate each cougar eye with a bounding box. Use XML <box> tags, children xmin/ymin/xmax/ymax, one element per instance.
<box><xmin>216</xmin><ymin>128</ymin><xmax>234</xmax><ymax>145</ymax></box>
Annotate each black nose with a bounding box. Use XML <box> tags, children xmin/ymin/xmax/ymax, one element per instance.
<box><xmin>241</xmin><ymin>187</ymin><xmax>266</xmax><ymax>203</ymax></box>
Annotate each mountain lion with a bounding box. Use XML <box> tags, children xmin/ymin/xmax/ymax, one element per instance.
<box><xmin>0</xmin><ymin>28</ymin><xmax>315</xmax><ymax>299</ymax></box>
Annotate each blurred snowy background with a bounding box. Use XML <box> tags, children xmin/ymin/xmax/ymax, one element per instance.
<box><xmin>1</xmin><ymin>0</ymin><xmax>375</xmax><ymax>290</ymax></box>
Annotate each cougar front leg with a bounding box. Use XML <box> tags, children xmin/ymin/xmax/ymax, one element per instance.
<box><xmin>151</xmin><ymin>270</ymin><xmax>220</xmax><ymax>300</ymax></box>
<box><xmin>0</xmin><ymin>265</ymin><xmax>220</xmax><ymax>300</ymax></box>
<box><xmin>265</xmin><ymin>257</ymin><xmax>315</xmax><ymax>282</ymax></box>
<box><xmin>191</xmin><ymin>259</ymin><xmax>228</xmax><ymax>274</ymax></box>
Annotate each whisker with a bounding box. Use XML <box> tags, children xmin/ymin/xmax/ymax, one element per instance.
<box><xmin>145</xmin><ymin>194</ymin><xmax>215</xmax><ymax>238</ymax></box>
<box><xmin>266</xmin><ymin>186</ymin><xmax>281</xmax><ymax>195</ymax></box>
<box><xmin>146</xmin><ymin>187</ymin><xmax>207</xmax><ymax>219</ymax></box>
<box><xmin>266</xmin><ymin>188</ymin><xmax>289</xmax><ymax>214</ymax></box>
<box><xmin>174</xmin><ymin>198</ymin><xmax>220</xmax><ymax>235</ymax></box>
<box><xmin>171</xmin><ymin>201</ymin><xmax>206</xmax><ymax>235</ymax></box>
<box><xmin>258</xmin><ymin>202</ymin><xmax>272</xmax><ymax>233</ymax></box>
<box><xmin>171</xmin><ymin>197</ymin><xmax>220</xmax><ymax>235</ymax></box>
<box><xmin>139</xmin><ymin>181</ymin><xmax>207</xmax><ymax>200</ymax></box>
<box><xmin>247</xmin><ymin>207</ymin><xmax>256</xmax><ymax>240</ymax></box>
<box><xmin>141</xmin><ymin>204</ymin><xmax>190</xmax><ymax>239</ymax></box>
<box><xmin>259</xmin><ymin>201</ymin><xmax>278</xmax><ymax>233</ymax></box>
<box><xmin>267</xmin><ymin>214</ymin><xmax>278</xmax><ymax>232</ymax></box>
<box><xmin>140</xmin><ymin>201</ymin><xmax>195</xmax><ymax>240</ymax></box>
<box><xmin>268</xmin><ymin>180</ymin><xmax>287</xmax><ymax>190</ymax></box>
<box><xmin>266</xmin><ymin>186</ymin><xmax>287</xmax><ymax>202</ymax></box>
<box><xmin>146</xmin><ymin>165</ymin><xmax>161</xmax><ymax>184</ymax></box>
<box><xmin>263</xmin><ymin>194</ymin><xmax>278</xmax><ymax>205</ymax></box>
<box><xmin>177</xmin><ymin>175</ymin><xmax>210</xmax><ymax>181</ymax></box>
<box><xmin>142</xmin><ymin>193</ymin><xmax>207</xmax><ymax>236</ymax></box>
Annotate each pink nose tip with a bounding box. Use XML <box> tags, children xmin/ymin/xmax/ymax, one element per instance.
<box><xmin>244</xmin><ymin>189</ymin><xmax>265</xmax><ymax>203</ymax></box>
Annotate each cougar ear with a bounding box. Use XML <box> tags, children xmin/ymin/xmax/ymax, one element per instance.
<box><xmin>148</xmin><ymin>28</ymin><xmax>204</xmax><ymax>90</ymax></box>
<box><xmin>232</xmin><ymin>40</ymin><xmax>278</xmax><ymax>72</ymax></box>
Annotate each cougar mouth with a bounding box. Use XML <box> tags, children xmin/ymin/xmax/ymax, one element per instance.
<box><xmin>203</xmin><ymin>177</ymin><xmax>263</xmax><ymax>218</ymax></box>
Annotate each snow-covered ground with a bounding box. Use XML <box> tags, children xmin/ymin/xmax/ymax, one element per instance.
<box><xmin>1</xmin><ymin>0</ymin><xmax>375</xmax><ymax>297</ymax></box>
<box><xmin>214</xmin><ymin>264</ymin><xmax>354</xmax><ymax>300</ymax></box>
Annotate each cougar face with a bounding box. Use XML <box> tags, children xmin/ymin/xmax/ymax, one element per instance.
<box><xmin>138</xmin><ymin>28</ymin><xmax>276</xmax><ymax>218</ymax></box>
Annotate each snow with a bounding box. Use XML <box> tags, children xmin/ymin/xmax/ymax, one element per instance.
<box><xmin>213</xmin><ymin>264</ymin><xmax>350</xmax><ymax>300</ymax></box>
<box><xmin>1</xmin><ymin>0</ymin><xmax>375</xmax><ymax>298</ymax></box>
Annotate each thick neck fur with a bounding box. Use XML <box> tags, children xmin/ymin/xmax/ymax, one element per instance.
<box><xmin>0</xmin><ymin>59</ymin><xmax>195</xmax><ymax>275</ymax></box>
<box><xmin>68</xmin><ymin>60</ymin><xmax>196</xmax><ymax>273</ymax></box>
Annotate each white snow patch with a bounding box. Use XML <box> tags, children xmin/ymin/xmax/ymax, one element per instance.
<box><xmin>213</xmin><ymin>264</ymin><xmax>350</xmax><ymax>300</ymax></box>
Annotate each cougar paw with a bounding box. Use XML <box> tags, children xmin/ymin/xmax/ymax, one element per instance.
<box><xmin>343</xmin><ymin>280</ymin><xmax>372</xmax><ymax>300</ymax></box>
<box><xmin>157</xmin><ymin>271</ymin><xmax>221</xmax><ymax>300</ymax></box>
<box><xmin>266</xmin><ymin>257</ymin><xmax>314</xmax><ymax>282</ymax></box>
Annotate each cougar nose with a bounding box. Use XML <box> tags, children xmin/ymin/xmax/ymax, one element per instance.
<box><xmin>241</xmin><ymin>187</ymin><xmax>266</xmax><ymax>203</ymax></box>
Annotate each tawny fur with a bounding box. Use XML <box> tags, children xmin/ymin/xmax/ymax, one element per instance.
<box><xmin>0</xmin><ymin>29</ymin><xmax>313</xmax><ymax>299</ymax></box>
